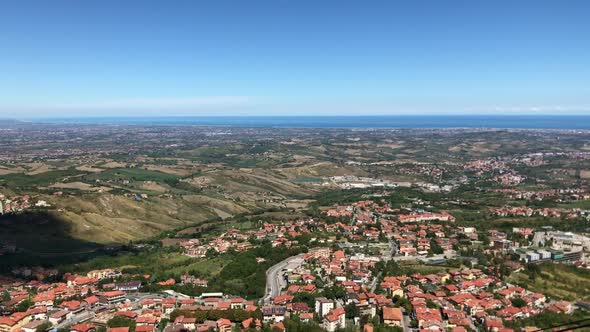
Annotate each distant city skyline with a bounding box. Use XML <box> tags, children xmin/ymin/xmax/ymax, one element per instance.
<box><xmin>1</xmin><ymin>1</ymin><xmax>590</xmax><ymax>118</ymax></box>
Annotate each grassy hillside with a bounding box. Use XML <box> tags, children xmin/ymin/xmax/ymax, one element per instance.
<box><xmin>42</xmin><ymin>194</ymin><xmax>240</xmax><ymax>244</ymax></box>
<box><xmin>0</xmin><ymin>161</ymin><xmax>321</xmax><ymax>253</ymax></box>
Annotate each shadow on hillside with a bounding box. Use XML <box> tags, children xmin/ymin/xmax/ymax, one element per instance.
<box><xmin>0</xmin><ymin>211</ymin><xmax>120</xmax><ymax>272</ymax></box>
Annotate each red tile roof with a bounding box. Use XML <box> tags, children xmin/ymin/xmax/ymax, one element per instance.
<box><xmin>383</xmin><ymin>306</ymin><xmax>403</xmax><ymax>321</ymax></box>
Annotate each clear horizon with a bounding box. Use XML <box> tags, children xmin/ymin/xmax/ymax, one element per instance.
<box><xmin>1</xmin><ymin>1</ymin><xmax>590</xmax><ymax>117</ymax></box>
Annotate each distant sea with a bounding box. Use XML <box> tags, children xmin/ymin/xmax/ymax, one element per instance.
<box><xmin>33</xmin><ymin>115</ymin><xmax>590</xmax><ymax>129</ymax></box>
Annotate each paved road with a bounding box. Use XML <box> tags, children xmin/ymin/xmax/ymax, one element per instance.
<box><xmin>54</xmin><ymin>311</ymin><xmax>96</xmax><ymax>330</ymax></box>
<box><xmin>369</xmin><ymin>272</ymin><xmax>381</xmax><ymax>293</ymax></box>
<box><xmin>262</xmin><ymin>254</ymin><xmax>305</xmax><ymax>305</ymax></box>
<box><xmin>401</xmin><ymin>308</ymin><xmax>412</xmax><ymax>332</ymax></box>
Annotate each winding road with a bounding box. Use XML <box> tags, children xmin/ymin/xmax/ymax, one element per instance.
<box><xmin>262</xmin><ymin>254</ymin><xmax>305</xmax><ymax>305</ymax></box>
<box><xmin>260</xmin><ymin>242</ymin><xmax>453</xmax><ymax>305</ymax></box>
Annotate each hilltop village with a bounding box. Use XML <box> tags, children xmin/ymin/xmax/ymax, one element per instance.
<box><xmin>2</xmin><ymin>197</ymin><xmax>589</xmax><ymax>332</ymax></box>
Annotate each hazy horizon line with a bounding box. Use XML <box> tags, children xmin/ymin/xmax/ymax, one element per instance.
<box><xmin>19</xmin><ymin>113</ymin><xmax>590</xmax><ymax>120</ymax></box>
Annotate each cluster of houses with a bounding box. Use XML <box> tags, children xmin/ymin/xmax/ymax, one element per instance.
<box><xmin>178</xmin><ymin>198</ymin><xmax>478</xmax><ymax>263</ymax></box>
<box><xmin>492</xmin><ymin>188</ymin><xmax>590</xmax><ymax>202</ymax></box>
<box><xmin>0</xmin><ymin>193</ymin><xmax>54</xmax><ymax>216</ymax></box>
<box><xmin>397</xmin><ymin>212</ymin><xmax>455</xmax><ymax>224</ymax></box>
<box><xmin>463</xmin><ymin>159</ymin><xmax>507</xmax><ymax>174</ymax></box>
<box><xmin>2</xmin><ymin>194</ymin><xmax>587</xmax><ymax>332</ymax></box>
<box><xmin>325</xmin><ymin>201</ymin><xmax>461</xmax><ymax>257</ymax></box>
<box><xmin>0</xmin><ymin>272</ymin><xmax>126</xmax><ymax>332</ymax></box>
<box><xmin>179</xmin><ymin>218</ymin><xmax>319</xmax><ymax>257</ymax></box>
<box><xmin>322</xmin><ymin>199</ymin><xmax>586</xmax><ymax>265</ymax></box>
<box><xmin>267</xmin><ymin>247</ymin><xmax>381</xmax><ymax>331</ymax></box>
<box><xmin>489</xmin><ymin>206</ymin><xmax>589</xmax><ymax>220</ymax></box>
<box><xmin>514</xmin><ymin>151</ymin><xmax>590</xmax><ymax>163</ymax></box>
<box><xmin>462</xmin><ymin>157</ymin><xmax>526</xmax><ymax>185</ymax></box>
<box><xmin>0</xmin><ymin>194</ymin><xmax>33</xmax><ymax>215</ymax></box>
<box><xmin>0</xmin><ymin>270</ymin><xmax>285</xmax><ymax>332</ymax></box>
<box><xmin>492</xmin><ymin>173</ymin><xmax>526</xmax><ymax>187</ymax></box>
<box><xmin>265</xmin><ymin>246</ymin><xmax>576</xmax><ymax>332</ymax></box>
<box><xmin>179</xmin><ymin>201</ymin><xmax>457</xmax><ymax>260</ymax></box>
<box><xmin>461</xmin><ymin>158</ymin><xmax>529</xmax><ymax>186</ymax></box>
<box><xmin>395</xmin><ymin>223</ymin><xmax>456</xmax><ymax>257</ymax></box>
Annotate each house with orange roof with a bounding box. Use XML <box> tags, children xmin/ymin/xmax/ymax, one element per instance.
<box><xmin>83</xmin><ymin>295</ymin><xmax>99</xmax><ymax>307</ymax></box>
<box><xmin>136</xmin><ymin>315</ymin><xmax>158</xmax><ymax>328</ymax></box>
<box><xmin>98</xmin><ymin>290</ymin><xmax>125</xmax><ymax>304</ymax></box>
<box><xmin>270</xmin><ymin>321</ymin><xmax>285</xmax><ymax>331</ymax></box>
<box><xmin>382</xmin><ymin>306</ymin><xmax>403</xmax><ymax>327</ymax></box>
<box><xmin>286</xmin><ymin>285</ymin><xmax>300</xmax><ymax>293</ymax></box>
<box><xmin>48</xmin><ymin>310</ymin><xmax>68</xmax><ymax>325</ymax></box>
<box><xmin>322</xmin><ymin>307</ymin><xmax>345</xmax><ymax>332</ymax></box>
<box><xmin>228</xmin><ymin>297</ymin><xmax>246</xmax><ymax>309</ymax></box>
<box><xmin>241</xmin><ymin>317</ymin><xmax>262</xmax><ymax>330</ymax></box>
<box><xmin>156</xmin><ymin>279</ymin><xmax>175</xmax><ymax>287</ymax></box>
<box><xmin>70</xmin><ymin>324</ymin><xmax>96</xmax><ymax>332</ymax></box>
<box><xmin>301</xmin><ymin>274</ymin><xmax>316</xmax><ymax>284</ymax></box>
<box><xmin>0</xmin><ymin>314</ymin><xmax>30</xmax><ymax>332</ymax></box>
<box><xmin>546</xmin><ymin>300</ymin><xmax>573</xmax><ymax>314</ymax></box>
<box><xmin>174</xmin><ymin>316</ymin><xmax>196</xmax><ymax>330</ymax></box>
<box><xmin>485</xmin><ymin>317</ymin><xmax>504</xmax><ymax>332</ymax></box>
<box><xmin>60</xmin><ymin>300</ymin><xmax>83</xmax><ymax>313</ymax></box>
<box><xmin>299</xmin><ymin>312</ymin><xmax>314</xmax><ymax>323</ymax></box>
<box><xmin>134</xmin><ymin>326</ymin><xmax>155</xmax><ymax>332</ymax></box>
<box><xmin>25</xmin><ymin>306</ymin><xmax>47</xmax><ymax>320</ymax></box>
<box><xmin>415</xmin><ymin>305</ymin><xmax>443</xmax><ymax>330</ymax></box>
<box><xmin>32</xmin><ymin>291</ymin><xmax>55</xmax><ymax>308</ymax></box>
<box><xmin>216</xmin><ymin>318</ymin><xmax>232</xmax><ymax>332</ymax></box>
<box><xmin>140</xmin><ymin>299</ymin><xmax>158</xmax><ymax>310</ymax></box>
<box><xmin>272</xmin><ymin>294</ymin><xmax>293</xmax><ymax>305</ymax></box>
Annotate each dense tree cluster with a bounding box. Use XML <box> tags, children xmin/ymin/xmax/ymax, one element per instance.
<box><xmin>207</xmin><ymin>243</ymin><xmax>305</xmax><ymax>298</ymax></box>
<box><xmin>107</xmin><ymin>316</ymin><xmax>136</xmax><ymax>332</ymax></box>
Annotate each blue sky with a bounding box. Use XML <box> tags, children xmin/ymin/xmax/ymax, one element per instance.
<box><xmin>1</xmin><ymin>0</ymin><xmax>590</xmax><ymax>117</ymax></box>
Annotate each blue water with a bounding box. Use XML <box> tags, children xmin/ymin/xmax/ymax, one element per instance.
<box><xmin>33</xmin><ymin>115</ymin><xmax>590</xmax><ymax>129</ymax></box>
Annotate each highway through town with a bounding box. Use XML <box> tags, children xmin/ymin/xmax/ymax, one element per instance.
<box><xmin>262</xmin><ymin>254</ymin><xmax>305</xmax><ymax>305</ymax></box>
<box><xmin>261</xmin><ymin>241</ymin><xmax>454</xmax><ymax>303</ymax></box>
